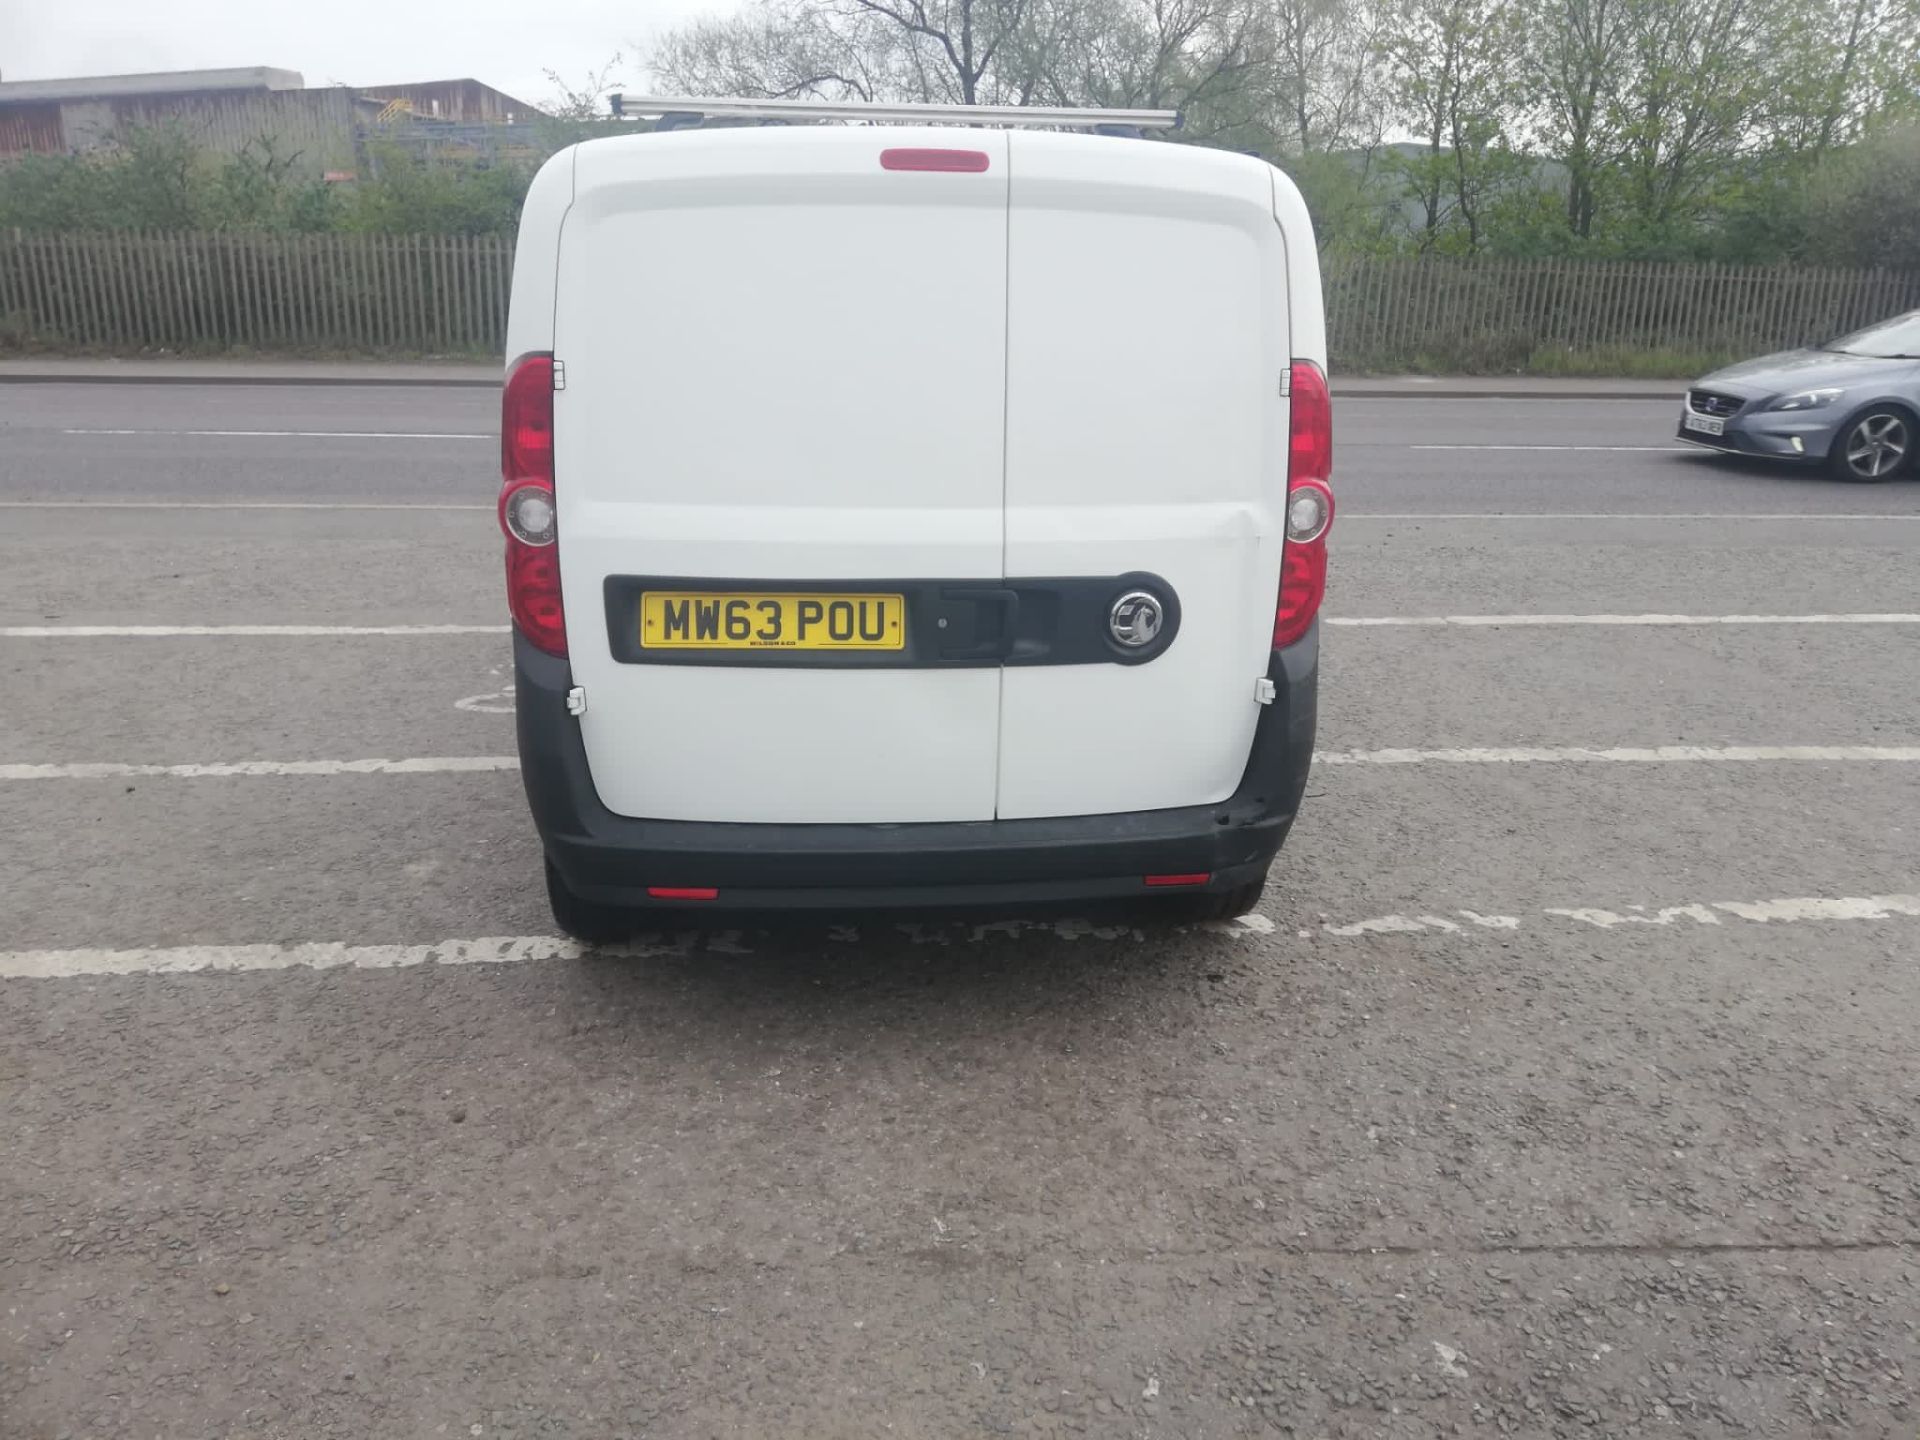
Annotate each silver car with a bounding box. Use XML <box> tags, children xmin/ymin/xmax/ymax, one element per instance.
<box><xmin>1678</xmin><ymin>310</ymin><xmax>1920</xmax><ymax>480</ymax></box>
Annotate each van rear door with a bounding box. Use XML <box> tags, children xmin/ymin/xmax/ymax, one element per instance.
<box><xmin>995</xmin><ymin>134</ymin><xmax>1291</xmax><ymax>820</ymax></box>
<box><xmin>552</xmin><ymin>128</ymin><xmax>1010</xmax><ymax>824</ymax></box>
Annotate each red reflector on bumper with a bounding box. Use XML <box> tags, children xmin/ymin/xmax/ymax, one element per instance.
<box><xmin>647</xmin><ymin>887</ymin><xmax>718</xmax><ymax>901</ymax></box>
<box><xmin>1143</xmin><ymin>873</ymin><xmax>1210</xmax><ymax>888</ymax></box>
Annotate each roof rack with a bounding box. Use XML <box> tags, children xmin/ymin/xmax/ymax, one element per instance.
<box><xmin>608</xmin><ymin>95</ymin><xmax>1182</xmax><ymax>133</ymax></box>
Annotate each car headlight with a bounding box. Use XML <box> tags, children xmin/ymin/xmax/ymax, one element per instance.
<box><xmin>1768</xmin><ymin>387</ymin><xmax>1843</xmax><ymax>411</ymax></box>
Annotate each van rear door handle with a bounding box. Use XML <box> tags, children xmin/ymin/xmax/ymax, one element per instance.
<box><xmin>937</xmin><ymin>586</ymin><xmax>1021</xmax><ymax>660</ymax></box>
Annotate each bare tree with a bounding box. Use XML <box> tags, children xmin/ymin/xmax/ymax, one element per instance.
<box><xmin>1257</xmin><ymin>0</ymin><xmax>1390</xmax><ymax>155</ymax></box>
<box><xmin>646</xmin><ymin>0</ymin><xmax>1267</xmax><ymax>119</ymax></box>
<box><xmin>650</xmin><ymin>3</ymin><xmax>891</xmax><ymax>100</ymax></box>
<box><xmin>543</xmin><ymin>55</ymin><xmax>632</xmax><ymax>120</ymax></box>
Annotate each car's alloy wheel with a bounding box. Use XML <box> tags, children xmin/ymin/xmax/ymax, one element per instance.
<box><xmin>1834</xmin><ymin>410</ymin><xmax>1912</xmax><ymax>481</ymax></box>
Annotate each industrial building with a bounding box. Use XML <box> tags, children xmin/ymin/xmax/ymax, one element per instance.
<box><xmin>0</xmin><ymin>67</ymin><xmax>542</xmax><ymax>175</ymax></box>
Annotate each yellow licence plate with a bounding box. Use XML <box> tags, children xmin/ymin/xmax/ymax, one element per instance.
<box><xmin>640</xmin><ymin>591</ymin><xmax>906</xmax><ymax>651</ymax></box>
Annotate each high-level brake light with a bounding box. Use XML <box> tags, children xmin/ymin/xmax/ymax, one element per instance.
<box><xmin>880</xmin><ymin>148</ymin><xmax>991</xmax><ymax>173</ymax></box>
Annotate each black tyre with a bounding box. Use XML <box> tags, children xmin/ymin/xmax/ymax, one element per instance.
<box><xmin>1179</xmin><ymin>869</ymin><xmax>1271</xmax><ymax>923</ymax></box>
<box><xmin>544</xmin><ymin>859</ymin><xmax>635</xmax><ymax>944</ymax></box>
<box><xmin>1829</xmin><ymin>407</ymin><xmax>1914</xmax><ymax>482</ymax></box>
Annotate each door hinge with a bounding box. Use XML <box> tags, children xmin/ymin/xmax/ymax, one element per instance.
<box><xmin>552</xmin><ymin>360</ymin><xmax>567</xmax><ymax>391</ymax></box>
<box><xmin>1277</xmin><ymin>369</ymin><xmax>1291</xmax><ymax>398</ymax></box>
<box><xmin>1253</xmin><ymin>677</ymin><xmax>1276</xmax><ymax>706</ymax></box>
<box><xmin>565</xmin><ymin>685</ymin><xmax>587</xmax><ymax>716</ymax></box>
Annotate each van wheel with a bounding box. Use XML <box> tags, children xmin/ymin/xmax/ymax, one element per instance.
<box><xmin>1182</xmin><ymin>871</ymin><xmax>1270</xmax><ymax>923</ymax></box>
<box><xmin>545</xmin><ymin>860</ymin><xmax>634</xmax><ymax>945</ymax></box>
<box><xmin>1830</xmin><ymin>408</ymin><xmax>1913</xmax><ymax>481</ymax></box>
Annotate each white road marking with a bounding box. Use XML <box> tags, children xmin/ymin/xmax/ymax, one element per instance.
<box><xmin>0</xmin><ymin>501</ymin><xmax>489</xmax><ymax>512</ymax></box>
<box><xmin>1328</xmin><ymin>612</ymin><xmax>1920</xmax><ymax>628</ymax></box>
<box><xmin>1544</xmin><ymin>904</ymin><xmax>1725</xmax><ymax>929</ymax></box>
<box><xmin>0</xmin><ymin>936</ymin><xmax>594</xmax><ymax>979</ymax></box>
<box><xmin>62</xmin><ymin>428</ymin><xmax>491</xmax><ymax>440</ymax></box>
<box><xmin>1339</xmin><ymin>397</ymin><xmax>1673</xmax><ymax>404</ymax></box>
<box><xmin>454</xmin><ymin>687</ymin><xmax>517</xmax><ymax>714</ymax></box>
<box><xmin>1712</xmin><ymin>895</ymin><xmax>1920</xmax><ymax>923</ymax></box>
<box><xmin>10</xmin><ymin>744</ymin><xmax>1920</xmax><ymax>782</ymax></box>
<box><xmin>0</xmin><ymin>757</ymin><xmax>517</xmax><ymax>780</ymax></box>
<box><xmin>1342</xmin><ymin>512</ymin><xmax>1920</xmax><ymax>521</ymax></box>
<box><xmin>7</xmin><ymin>890</ymin><xmax>1917</xmax><ymax>980</ymax></box>
<box><xmin>1322</xmin><ymin>893</ymin><xmax>1920</xmax><ymax>941</ymax></box>
<box><xmin>1459</xmin><ymin>910</ymin><xmax>1522</xmax><ymax>929</ymax></box>
<box><xmin>1</xmin><ymin>624</ymin><xmax>507</xmax><ymax>638</ymax></box>
<box><xmin>1318</xmin><ymin>745</ymin><xmax>1920</xmax><ymax>766</ymax></box>
<box><xmin>1324</xmin><ymin>913</ymin><xmax>1436</xmax><ymax>936</ymax></box>
<box><xmin>1547</xmin><ymin>896</ymin><xmax>1920</xmax><ymax>927</ymax></box>
<box><xmin>1410</xmin><ymin>444</ymin><xmax>1693</xmax><ymax>452</ymax></box>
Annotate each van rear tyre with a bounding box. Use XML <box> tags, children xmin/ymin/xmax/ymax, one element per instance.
<box><xmin>1180</xmin><ymin>871</ymin><xmax>1270</xmax><ymax>923</ymax></box>
<box><xmin>545</xmin><ymin>860</ymin><xmax>635</xmax><ymax>945</ymax></box>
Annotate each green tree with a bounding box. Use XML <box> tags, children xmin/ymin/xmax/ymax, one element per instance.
<box><xmin>1795</xmin><ymin>124</ymin><xmax>1920</xmax><ymax>269</ymax></box>
<box><xmin>1771</xmin><ymin>0</ymin><xmax>1920</xmax><ymax>155</ymax></box>
<box><xmin>1522</xmin><ymin>0</ymin><xmax>1632</xmax><ymax>239</ymax></box>
<box><xmin>1608</xmin><ymin>0</ymin><xmax>1792</xmax><ymax>243</ymax></box>
<box><xmin>1380</xmin><ymin>0</ymin><xmax>1526</xmax><ymax>251</ymax></box>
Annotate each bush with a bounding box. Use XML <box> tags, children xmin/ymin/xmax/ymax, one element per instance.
<box><xmin>0</xmin><ymin>124</ymin><xmax>541</xmax><ymax>237</ymax></box>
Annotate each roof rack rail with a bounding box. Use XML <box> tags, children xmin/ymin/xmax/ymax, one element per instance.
<box><xmin>608</xmin><ymin>94</ymin><xmax>1182</xmax><ymax>132</ymax></box>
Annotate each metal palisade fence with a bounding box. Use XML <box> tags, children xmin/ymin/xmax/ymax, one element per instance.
<box><xmin>1323</xmin><ymin>256</ymin><xmax>1920</xmax><ymax>371</ymax></box>
<box><xmin>2</xmin><ymin>231</ymin><xmax>1919</xmax><ymax>365</ymax></box>
<box><xmin>0</xmin><ymin>230</ymin><xmax>512</xmax><ymax>355</ymax></box>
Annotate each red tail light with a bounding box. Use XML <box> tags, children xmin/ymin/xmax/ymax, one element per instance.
<box><xmin>500</xmin><ymin>353</ymin><xmax>566</xmax><ymax>656</ymax></box>
<box><xmin>1274</xmin><ymin>359</ymin><xmax>1333</xmax><ymax>649</ymax></box>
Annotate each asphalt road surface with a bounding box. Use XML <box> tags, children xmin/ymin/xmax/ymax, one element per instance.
<box><xmin>3</xmin><ymin>381</ymin><xmax>1918</xmax><ymax>1440</ymax></box>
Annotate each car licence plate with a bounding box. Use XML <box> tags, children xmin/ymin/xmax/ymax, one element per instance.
<box><xmin>1682</xmin><ymin>414</ymin><xmax>1725</xmax><ymax>437</ymax></box>
<box><xmin>639</xmin><ymin>591</ymin><xmax>906</xmax><ymax>651</ymax></box>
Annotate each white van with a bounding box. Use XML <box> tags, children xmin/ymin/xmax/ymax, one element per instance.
<box><xmin>499</xmin><ymin>98</ymin><xmax>1333</xmax><ymax>938</ymax></box>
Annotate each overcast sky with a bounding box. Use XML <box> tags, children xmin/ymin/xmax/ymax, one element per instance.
<box><xmin>0</xmin><ymin>0</ymin><xmax>732</xmax><ymax>113</ymax></box>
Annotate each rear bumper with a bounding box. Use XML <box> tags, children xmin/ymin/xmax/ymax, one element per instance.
<box><xmin>514</xmin><ymin>627</ymin><xmax>1319</xmax><ymax>911</ymax></box>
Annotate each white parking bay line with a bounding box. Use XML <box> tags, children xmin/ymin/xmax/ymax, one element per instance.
<box><xmin>62</xmin><ymin>428</ymin><xmax>492</xmax><ymax>440</ymax></box>
<box><xmin>8</xmin><ymin>889</ymin><xmax>1920</xmax><ymax>980</ymax></box>
<box><xmin>1319</xmin><ymin>745</ymin><xmax>1920</xmax><ymax>765</ymax></box>
<box><xmin>0</xmin><ymin>937</ymin><xmax>585</xmax><ymax>979</ymax></box>
<box><xmin>0</xmin><ymin>757</ymin><xmax>518</xmax><ymax>780</ymax></box>
<box><xmin>1</xmin><ymin>624</ymin><xmax>508</xmax><ymax>638</ymax></box>
<box><xmin>1409</xmin><ymin>444</ymin><xmax>1694</xmax><ymax>452</ymax></box>
<box><xmin>1328</xmin><ymin>613</ymin><xmax>1920</xmax><ymax>628</ymax></box>
<box><xmin>8</xmin><ymin>745</ymin><xmax>1920</xmax><ymax>783</ymax></box>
